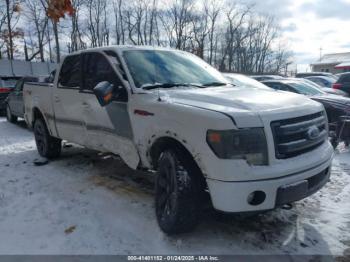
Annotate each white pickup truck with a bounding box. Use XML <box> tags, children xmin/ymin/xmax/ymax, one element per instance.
<box><xmin>24</xmin><ymin>46</ymin><xmax>334</xmax><ymax>234</ymax></box>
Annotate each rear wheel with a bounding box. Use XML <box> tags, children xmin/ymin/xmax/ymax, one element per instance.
<box><xmin>6</xmin><ymin>104</ymin><xmax>17</xmax><ymax>123</ymax></box>
<box><xmin>34</xmin><ymin>118</ymin><xmax>61</xmax><ymax>159</ymax></box>
<box><xmin>155</xmin><ymin>149</ymin><xmax>201</xmax><ymax>234</ymax></box>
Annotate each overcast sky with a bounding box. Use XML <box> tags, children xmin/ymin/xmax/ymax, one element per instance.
<box><xmin>246</xmin><ymin>0</ymin><xmax>350</xmax><ymax>71</ymax></box>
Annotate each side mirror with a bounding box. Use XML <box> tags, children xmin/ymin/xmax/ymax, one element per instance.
<box><xmin>93</xmin><ymin>81</ymin><xmax>114</xmax><ymax>107</ymax></box>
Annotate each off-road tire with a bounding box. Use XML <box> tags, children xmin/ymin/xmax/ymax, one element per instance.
<box><xmin>6</xmin><ymin>104</ymin><xmax>17</xmax><ymax>123</ymax></box>
<box><xmin>155</xmin><ymin>148</ymin><xmax>201</xmax><ymax>234</ymax></box>
<box><xmin>34</xmin><ymin>118</ymin><xmax>61</xmax><ymax>159</ymax></box>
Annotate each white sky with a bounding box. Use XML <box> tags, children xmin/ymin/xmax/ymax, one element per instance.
<box><xmin>245</xmin><ymin>0</ymin><xmax>350</xmax><ymax>72</ymax></box>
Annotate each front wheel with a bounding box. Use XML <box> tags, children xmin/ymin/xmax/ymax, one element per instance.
<box><xmin>34</xmin><ymin>118</ymin><xmax>61</xmax><ymax>159</ymax></box>
<box><xmin>6</xmin><ymin>104</ymin><xmax>17</xmax><ymax>123</ymax></box>
<box><xmin>155</xmin><ymin>149</ymin><xmax>201</xmax><ymax>234</ymax></box>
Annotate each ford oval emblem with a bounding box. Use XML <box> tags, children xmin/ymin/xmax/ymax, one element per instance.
<box><xmin>307</xmin><ymin>126</ymin><xmax>320</xmax><ymax>140</ymax></box>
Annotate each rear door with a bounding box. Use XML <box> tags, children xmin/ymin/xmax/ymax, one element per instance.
<box><xmin>52</xmin><ymin>54</ymin><xmax>87</xmax><ymax>145</ymax></box>
<box><xmin>80</xmin><ymin>52</ymin><xmax>139</xmax><ymax>168</ymax></box>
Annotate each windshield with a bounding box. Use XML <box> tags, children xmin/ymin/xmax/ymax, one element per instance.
<box><xmin>288</xmin><ymin>81</ymin><xmax>325</xmax><ymax>96</ymax></box>
<box><xmin>123</xmin><ymin>50</ymin><xmax>227</xmax><ymax>88</ymax></box>
<box><xmin>225</xmin><ymin>74</ymin><xmax>271</xmax><ymax>90</ymax></box>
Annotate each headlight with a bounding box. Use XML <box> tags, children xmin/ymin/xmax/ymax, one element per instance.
<box><xmin>206</xmin><ymin>128</ymin><xmax>268</xmax><ymax>165</ymax></box>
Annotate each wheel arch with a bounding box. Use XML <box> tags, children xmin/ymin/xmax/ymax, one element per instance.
<box><xmin>149</xmin><ymin>137</ymin><xmax>207</xmax><ymax>189</ymax></box>
<box><xmin>32</xmin><ymin>107</ymin><xmax>51</xmax><ymax>134</ymax></box>
<box><xmin>32</xmin><ymin>107</ymin><xmax>44</xmax><ymax>124</ymax></box>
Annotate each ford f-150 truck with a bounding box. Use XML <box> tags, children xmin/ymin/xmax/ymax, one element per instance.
<box><xmin>23</xmin><ymin>46</ymin><xmax>334</xmax><ymax>234</ymax></box>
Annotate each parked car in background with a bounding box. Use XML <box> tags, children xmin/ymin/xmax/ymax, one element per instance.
<box><xmin>295</xmin><ymin>78</ymin><xmax>348</xmax><ymax>97</ymax></box>
<box><xmin>250</xmin><ymin>75</ymin><xmax>284</xmax><ymax>81</ymax></box>
<box><xmin>6</xmin><ymin>76</ymin><xmax>40</xmax><ymax>123</ymax></box>
<box><xmin>262</xmin><ymin>79</ymin><xmax>350</xmax><ymax>125</ymax></box>
<box><xmin>296</xmin><ymin>72</ymin><xmax>338</xmax><ymax>80</ymax></box>
<box><xmin>223</xmin><ymin>73</ymin><xmax>271</xmax><ymax>90</ymax></box>
<box><xmin>333</xmin><ymin>72</ymin><xmax>350</xmax><ymax>96</ymax></box>
<box><xmin>24</xmin><ymin>46</ymin><xmax>333</xmax><ymax>234</ymax></box>
<box><xmin>0</xmin><ymin>76</ymin><xmax>22</xmax><ymax>114</ymax></box>
<box><xmin>306</xmin><ymin>76</ymin><xmax>336</xmax><ymax>88</ymax></box>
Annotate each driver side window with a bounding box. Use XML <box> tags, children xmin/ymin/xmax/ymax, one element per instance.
<box><xmin>82</xmin><ymin>53</ymin><xmax>128</xmax><ymax>102</ymax></box>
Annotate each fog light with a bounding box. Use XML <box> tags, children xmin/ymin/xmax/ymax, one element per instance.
<box><xmin>247</xmin><ymin>191</ymin><xmax>266</xmax><ymax>206</ymax></box>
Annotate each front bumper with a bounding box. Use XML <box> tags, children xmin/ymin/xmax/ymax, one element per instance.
<box><xmin>206</xmin><ymin>155</ymin><xmax>332</xmax><ymax>212</ymax></box>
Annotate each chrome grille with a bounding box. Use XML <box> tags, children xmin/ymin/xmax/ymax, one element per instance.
<box><xmin>271</xmin><ymin>112</ymin><xmax>327</xmax><ymax>159</ymax></box>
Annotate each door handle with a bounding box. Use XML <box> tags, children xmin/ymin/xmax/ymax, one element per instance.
<box><xmin>54</xmin><ymin>96</ymin><xmax>60</xmax><ymax>103</ymax></box>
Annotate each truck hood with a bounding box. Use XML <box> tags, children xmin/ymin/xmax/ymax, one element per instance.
<box><xmin>162</xmin><ymin>86</ymin><xmax>323</xmax><ymax>127</ymax></box>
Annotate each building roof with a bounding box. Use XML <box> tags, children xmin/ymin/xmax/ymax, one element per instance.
<box><xmin>335</xmin><ymin>61</ymin><xmax>350</xmax><ymax>69</ymax></box>
<box><xmin>311</xmin><ymin>52</ymin><xmax>350</xmax><ymax>65</ymax></box>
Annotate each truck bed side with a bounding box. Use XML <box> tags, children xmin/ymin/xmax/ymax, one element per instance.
<box><xmin>23</xmin><ymin>82</ymin><xmax>58</xmax><ymax>137</ymax></box>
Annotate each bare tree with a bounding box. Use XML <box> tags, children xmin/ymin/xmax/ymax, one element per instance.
<box><xmin>39</xmin><ymin>0</ymin><xmax>61</xmax><ymax>62</ymax></box>
<box><xmin>204</xmin><ymin>0</ymin><xmax>221</xmax><ymax>65</ymax></box>
<box><xmin>3</xmin><ymin>0</ymin><xmax>292</xmax><ymax>75</ymax></box>
<box><xmin>219</xmin><ymin>3</ymin><xmax>251</xmax><ymax>71</ymax></box>
<box><xmin>161</xmin><ymin>0</ymin><xmax>195</xmax><ymax>50</ymax></box>
<box><xmin>24</xmin><ymin>0</ymin><xmax>48</xmax><ymax>61</ymax></box>
<box><xmin>69</xmin><ymin>0</ymin><xmax>86</xmax><ymax>52</ymax></box>
<box><xmin>86</xmin><ymin>0</ymin><xmax>109</xmax><ymax>47</ymax></box>
<box><xmin>3</xmin><ymin>0</ymin><xmax>22</xmax><ymax>59</ymax></box>
<box><xmin>190</xmin><ymin>11</ymin><xmax>209</xmax><ymax>58</ymax></box>
<box><xmin>113</xmin><ymin>0</ymin><xmax>125</xmax><ymax>45</ymax></box>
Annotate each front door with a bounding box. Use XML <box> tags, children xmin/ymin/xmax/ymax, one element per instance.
<box><xmin>80</xmin><ymin>52</ymin><xmax>139</xmax><ymax>168</ymax></box>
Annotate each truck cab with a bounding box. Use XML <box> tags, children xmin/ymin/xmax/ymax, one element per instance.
<box><xmin>23</xmin><ymin>46</ymin><xmax>334</xmax><ymax>234</ymax></box>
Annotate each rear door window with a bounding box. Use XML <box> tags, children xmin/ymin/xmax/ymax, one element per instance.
<box><xmin>58</xmin><ymin>55</ymin><xmax>81</xmax><ymax>88</ymax></box>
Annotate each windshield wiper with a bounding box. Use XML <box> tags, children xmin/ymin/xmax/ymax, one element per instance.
<box><xmin>201</xmin><ymin>82</ymin><xmax>228</xmax><ymax>87</ymax></box>
<box><xmin>141</xmin><ymin>83</ymin><xmax>204</xmax><ymax>90</ymax></box>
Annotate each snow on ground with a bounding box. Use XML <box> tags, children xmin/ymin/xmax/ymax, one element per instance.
<box><xmin>0</xmin><ymin>117</ymin><xmax>349</xmax><ymax>256</ymax></box>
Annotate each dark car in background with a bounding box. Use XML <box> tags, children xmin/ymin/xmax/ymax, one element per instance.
<box><xmin>0</xmin><ymin>76</ymin><xmax>22</xmax><ymax>114</ymax></box>
<box><xmin>262</xmin><ymin>79</ymin><xmax>350</xmax><ymax>124</ymax></box>
<box><xmin>5</xmin><ymin>76</ymin><xmax>39</xmax><ymax>123</ymax></box>
<box><xmin>333</xmin><ymin>72</ymin><xmax>350</xmax><ymax>96</ymax></box>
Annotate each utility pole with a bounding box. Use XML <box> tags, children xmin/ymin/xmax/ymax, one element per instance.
<box><xmin>319</xmin><ymin>47</ymin><xmax>323</xmax><ymax>60</ymax></box>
